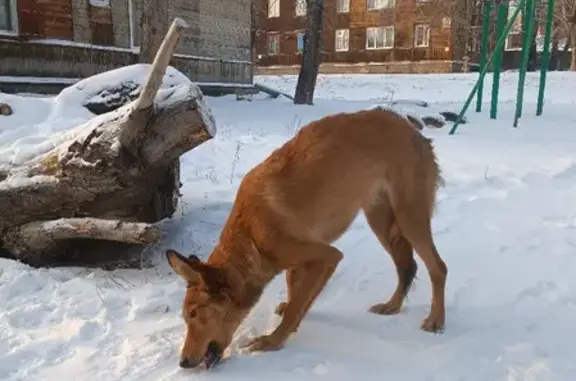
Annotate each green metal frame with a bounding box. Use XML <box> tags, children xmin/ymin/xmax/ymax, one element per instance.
<box><xmin>490</xmin><ymin>1</ymin><xmax>507</xmax><ymax>120</ymax></box>
<box><xmin>450</xmin><ymin>0</ymin><xmax>556</xmax><ymax>135</ymax></box>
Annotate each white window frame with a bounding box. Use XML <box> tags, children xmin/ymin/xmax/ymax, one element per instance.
<box><xmin>335</xmin><ymin>29</ymin><xmax>349</xmax><ymax>52</ymax></box>
<box><xmin>295</xmin><ymin>0</ymin><xmax>306</xmax><ymax>17</ymax></box>
<box><xmin>504</xmin><ymin>0</ymin><xmax>523</xmax><ymax>51</ymax></box>
<box><xmin>366</xmin><ymin>26</ymin><xmax>394</xmax><ymax>50</ymax></box>
<box><xmin>0</xmin><ymin>0</ymin><xmax>18</xmax><ymax>36</ymax></box>
<box><xmin>414</xmin><ymin>23</ymin><xmax>430</xmax><ymax>48</ymax></box>
<box><xmin>268</xmin><ymin>0</ymin><xmax>280</xmax><ymax>18</ymax></box>
<box><xmin>268</xmin><ymin>33</ymin><xmax>280</xmax><ymax>55</ymax></box>
<box><xmin>128</xmin><ymin>0</ymin><xmax>140</xmax><ymax>48</ymax></box>
<box><xmin>336</xmin><ymin>0</ymin><xmax>350</xmax><ymax>13</ymax></box>
<box><xmin>89</xmin><ymin>0</ymin><xmax>111</xmax><ymax>7</ymax></box>
<box><xmin>367</xmin><ymin>0</ymin><xmax>395</xmax><ymax>11</ymax></box>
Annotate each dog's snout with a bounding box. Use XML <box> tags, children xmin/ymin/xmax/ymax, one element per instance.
<box><xmin>179</xmin><ymin>357</ymin><xmax>200</xmax><ymax>369</ymax></box>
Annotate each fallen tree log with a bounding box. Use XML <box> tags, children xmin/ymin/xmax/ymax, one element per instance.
<box><xmin>0</xmin><ymin>18</ymin><xmax>216</xmax><ymax>268</ymax></box>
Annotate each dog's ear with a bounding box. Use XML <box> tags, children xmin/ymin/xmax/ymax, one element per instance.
<box><xmin>166</xmin><ymin>249</ymin><xmax>205</xmax><ymax>286</ymax></box>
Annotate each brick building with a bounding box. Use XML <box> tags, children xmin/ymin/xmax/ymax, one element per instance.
<box><xmin>253</xmin><ymin>0</ymin><xmax>471</xmax><ymax>74</ymax></box>
<box><xmin>0</xmin><ymin>0</ymin><xmax>253</xmax><ymax>92</ymax></box>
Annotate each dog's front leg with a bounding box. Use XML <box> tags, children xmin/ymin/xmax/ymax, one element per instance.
<box><xmin>243</xmin><ymin>242</ymin><xmax>343</xmax><ymax>352</ymax></box>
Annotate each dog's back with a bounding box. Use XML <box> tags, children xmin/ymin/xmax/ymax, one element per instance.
<box><xmin>227</xmin><ymin>107</ymin><xmax>443</xmax><ymax>248</ymax></box>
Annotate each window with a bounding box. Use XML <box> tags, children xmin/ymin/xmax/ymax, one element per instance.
<box><xmin>414</xmin><ymin>24</ymin><xmax>430</xmax><ymax>48</ymax></box>
<box><xmin>89</xmin><ymin>0</ymin><xmax>110</xmax><ymax>7</ymax></box>
<box><xmin>335</xmin><ymin>29</ymin><xmax>349</xmax><ymax>52</ymax></box>
<box><xmin>367</xmin><ymin>0</ymin><xmax>395</xmax><ymax>11</ymax></box>
<box><xmin>268</xmin><ymin>33</ymin><xmax>280</xmax><ymax>55</ymax></box>
<box><xmin>128</xmin><ymin>0</ymin><xmax>140</xmax><ymax>47</ymax></box>
<box><xmin>366</xmin><ymin>26</ymin><xmax>394</xmax><ymax>49</ymax></box>
<box><xmin>0</xmin><ymin>0</ymin><xmax>16</xmax><ymax>34</ymax></box>
<box><xmin>295</xmin><ymin>0</ymin><xmax>306</xmax><ymax>16</ymax></box>
<box><xmin>297</xmin><ymin>31</ymin><xmax>304</xmax><ymax>52</ymax></box>
<box><xmin>442</xmin><ymin>16</ymin><xmax>451</xmax><ymax>29</ymax></box>
<box><xmin>336</xmin><ymin>0</ymin><xmax>350</xmax><ymax>13</ymax></box>
<box><xmin>268</xmin><ymin>0</ymin><xmax>280</xmax><ymax>18</ymax></box>
<box><xmin>505</xmin><ymin>0</ymin><xmax>522</xmax><ymax>50</ymax></box>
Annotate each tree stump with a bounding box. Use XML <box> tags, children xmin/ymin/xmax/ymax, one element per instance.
<box><xmin>0</xmin><ymin>18</ymin><xmax>216</xmax><ymax>269</ymax></box>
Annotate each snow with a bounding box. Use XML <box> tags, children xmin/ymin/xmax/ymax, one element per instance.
<box><xmin>2</xmin><ymin>70</ymin><xmax>576</xmax><ymax>380</ymax></box>
<box><xmin>174</xmin><ymin>17</ymin><xmax>190</xmax><ymax>29</ymax></box>
<box><xmin>0</xmin><ymin>64</ymin><xmax>199</xmax><ymax>170</ymax></box>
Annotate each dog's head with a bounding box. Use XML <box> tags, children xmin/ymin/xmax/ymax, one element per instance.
<box><xmin>166</xmin><ymin>249</ymin><xmax>246</xmax><ymax>369</ymax></box>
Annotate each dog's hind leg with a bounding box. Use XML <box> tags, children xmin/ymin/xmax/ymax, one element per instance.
<box><xmin>363</xmin><ymin>193</ymin><xmax>418</xmax><ymax>316</ymax></box>
<box><xmin>391</xmin><ymin>193</ymin><xmax>447</xmax><ymax>333</ymax></box>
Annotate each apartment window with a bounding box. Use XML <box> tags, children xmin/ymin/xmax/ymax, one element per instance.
<box><xmin>268</xmin><ymin>33</ymin><xmax>280</xmax><ymax>55</ymax></box>
<box><xmin>336</xmin><ymin>0</ymin><xmax>350</xmax><ymax>13</ymax></box>
<box><xmin>442</xmin><ymin>16</ymin><xmax>451</xmax><ymax>29</ymax></box>
<box><xmin>268</xmin><ymin>0</ymin><xmax>280</xmax><ymax>18</ymax></box>
<box><xmin>367</xmin><ymin>0</ymin><xmax>395</xmax><ymax>11</ymax></box>
<box><xmin>414</xmin><ymin>24</ymin><xmax>430</xmax><ymax>48</ymax></box>
<box><xmin>366</xmin><ymin>26</ymin><xmax>394</xmax><ymax>49</ymax></box>
<box><xmin>0</xmin><ymin>0</ymin><xmax>16</xmax><ymax>33</ymax></box>
<box><xmin>295</xmin><ymin>0</ymin><xmax>306</xmax><ymax>16</ymax></box>
<box><xmin>335</xmin><ymin>29</ymin><xmax>349</xmax><ymax>52</ymax></box>
<box><xmin>297</xmin><ymin>31</ymin><xmax>304</xmax><ymax>52</ymax></box>
<box><xmin>89</xmin><ymin>0</ymin><xmax>110</xmax><ymax>6</ymax></box>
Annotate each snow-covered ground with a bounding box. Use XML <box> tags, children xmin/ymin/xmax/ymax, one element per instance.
<box><xmin>2</xmin><ymin>71</ymin><xmax>576</xmax><ymax>381</ymax></box>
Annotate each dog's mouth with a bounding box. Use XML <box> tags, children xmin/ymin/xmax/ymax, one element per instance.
<box><xmin>203</xmin><ymin>341</ymin><xmax>222</xmax><ymax>369</ymax></box>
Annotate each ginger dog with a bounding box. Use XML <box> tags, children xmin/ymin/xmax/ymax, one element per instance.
<box><xmin>167</xmin><ymin>107</ymin><xmax>447</xmax><ymax>369</ymax></box>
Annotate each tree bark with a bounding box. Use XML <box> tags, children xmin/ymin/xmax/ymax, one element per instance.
<box><xmin>550</xmin><ymin>30</ymin><xmax>560</xmax><ymax>70</ymax></box>
<box><xmin>294</xmin><ymin>0</ymin><xmax>325</xmax><ymax>105</ymax></box>
<box><xmin>570</xmin><ymin>6</ymin><xmax>576</xmax><ymax>70</ymax></box>
<box><xmin>0</xmin><ymin>18</ymin><xmax>216</xmax><ymax>269</ymax></box>
<box><xmin>139</xmin><ymin>0</ymin><xmax>170</xmax><ymax>63</ymax></box>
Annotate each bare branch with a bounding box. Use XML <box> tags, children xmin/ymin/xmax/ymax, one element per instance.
<box><xmin>136</xmin><ymin>18</ymin><xmax>189</xmax><ymax>111</ymax></box>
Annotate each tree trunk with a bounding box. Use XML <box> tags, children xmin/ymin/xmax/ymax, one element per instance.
<box><xmin>570</xmin><ymin>6</ymin><xmax>576</xmax><ymax>70</ymax></box>
<box><xmin>550</xmin><ymin>30</ymin><xmax>559</xmax><ymax>71</ymax></box>
<box><xmin>526</xmin><ymin>4</ymin><xmax>540</xmax><ymax>71</ymax></box>
<box><xmin>0</xmin><ymin>18</ymin><xmax>216</xmax><ymax>269</ymax></box>
<box><xmin>139</xmin><ymin>0</ymin><xmax>170</xmax><ymax>63</ymax></box>
<box><xmin>294</xmin><ymin>0</ymin><xmax>325</xmax><ymax>105</ymax></box>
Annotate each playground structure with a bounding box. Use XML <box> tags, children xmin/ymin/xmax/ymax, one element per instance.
<box><xmin>450</xmin><ymin>0</ymin><xmax>556</xmax><ymax>135</ymax></box>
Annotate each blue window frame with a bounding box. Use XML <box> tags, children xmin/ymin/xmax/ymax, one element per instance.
<box><xmin>297</xmin><ymin>32</ymin><xmax>304</xmax><ymax>52</ymax></box>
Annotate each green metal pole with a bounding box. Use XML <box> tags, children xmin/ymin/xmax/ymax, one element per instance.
<box><xmin>536</xmin><ymin>0</ymin><xmax>555</xmax><ymax>116</ymax></box>
<box><xmin>476</xmin><ymin>0</ymin><xmax>493</xmax><ymax>113</ymax></box>
<box><xmin>513</xmin><ymin>0</ymin><xmax>537</xmax><ymax>127</ymax></box>
<box><xmin>449</xmin><ymin>0</ymin><xmax>526</xmax><ymax>135</ymax></box>
<box><xmin>490</xmin><ymin>1</ymin><xmax>507</xmax><ymax>120</ymax></box>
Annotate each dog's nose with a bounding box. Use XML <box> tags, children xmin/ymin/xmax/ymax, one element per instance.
<box><xmin>179</xmin><ymin>357</ymin><xmax>198</xmax><ymax>369</ymax></box>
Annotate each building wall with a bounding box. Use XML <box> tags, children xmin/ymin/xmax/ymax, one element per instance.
<box><xmin>255</xmin><ymin>0</ymin><xmax>454</xmax><ymax>69</ymax></box>
<box><xmin>0</xmin><ymin>0</ymin><xmax>253</xmax><ymax>85</ymax></box>
<box><xmin>198</xmin><ymin>0</ymin><xmax>252</xmax><ymax>61</ymax></box>
<box><xmin>0</xmin><ymin>39</ymin><xmax>253</xmax><ymax>84</ymax></box>
<box><xmin>127</xmin><ymin>0</ymin><xmax>252</xmax><ymax>61</ymax></box>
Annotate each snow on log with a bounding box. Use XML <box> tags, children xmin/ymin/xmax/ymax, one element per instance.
<box><xmin>0</xmin><ymin>18</ymin><xmax>216</xmax><ymax>269</ymax></box>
